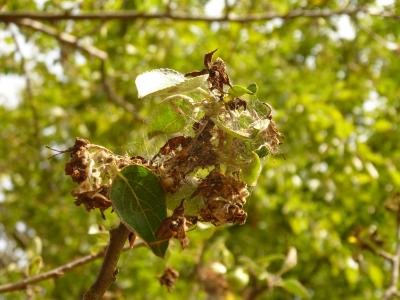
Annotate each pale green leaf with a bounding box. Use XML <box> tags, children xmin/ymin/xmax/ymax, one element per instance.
<box><xmin>135</xmin><ymin>68</ymin><xmax>207</xmax><ymax>99</ymax></box>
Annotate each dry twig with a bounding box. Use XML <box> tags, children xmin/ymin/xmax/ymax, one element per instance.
<box><xmin>0</xmin><ymin>240</ymin><xmax>144</xmax><ymax>294</ymax></box>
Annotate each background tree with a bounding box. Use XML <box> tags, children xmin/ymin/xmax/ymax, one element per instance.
<box><xmin>0</xmin><ymin>0</ymin><xmax>400</xmax><ymax>299</ymax></box>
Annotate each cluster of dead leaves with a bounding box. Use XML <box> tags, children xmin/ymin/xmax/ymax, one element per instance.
<box><xmin>64</xmin><ymin>138</ymin><xmax>146</xmax><ymax>215</ymax></box>
<box><xmin>64</xmin><ymin>51</ymin><xmax>281</xmax><ymax>264</ymax></box>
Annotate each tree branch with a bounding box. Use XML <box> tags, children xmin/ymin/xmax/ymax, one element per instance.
<box><xmin>13</xmin><ymin>18</ymin><xmax>107</xmax><ymax>60</ymax></box>
<box><xmin>0</xmin><ymin>257</ymin><xmax>92</xmax><ymax>294</ymax></box>
<box><xmin>83</xmin><ymin>223</ymin><xmax>130</xmax><ymax>300</ymax></box>
<box><xmin>360</xmin><ymin>238</ymin><xmax>394</xmax><ymax>263</ymax></box>
<box><xmin>0</xmin><ymin>238</ymin><xmax>144</xmax><ymax>294</ymax></box>
<box><xmin>0</xmin><ymin>8</ymin><xmax>399</xmax><ymax>23</ymax></box>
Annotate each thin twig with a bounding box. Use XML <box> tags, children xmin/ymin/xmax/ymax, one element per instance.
<box><xmin>13</xmin><ymin>18</ymin><xmax>107</xmax><ymax>60</ymax></box>
<box><xmin>0</xmin><ymin>241</ymin><xmax>144</xmax><ymax>294</ymax></box>
<box><xmin>359</xmin><ymin>23</ymin><xmax>399</xmax><ymax>53</ymax></box>
<box><xmin>0</xmin><ymin>8</ymin><xmax>399</xmax><ymax>23</ymax></box>
<box><xmin>360</xmin><ymin>238</ymin><xmax>394</xmax><ymax>262</ymax></box>
<box><xmin>99</xmin><ymin>61</ymin><xmax>138</xmax><ymax>115</ymax></box>
<box><xmin>83</xmin><ymin>223</ymin><xmax>130</xmax><ymax>300</ymax></box>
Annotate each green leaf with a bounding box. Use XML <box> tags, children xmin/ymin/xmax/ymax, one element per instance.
<box><xmin>241</xmin><ymin>151</ymin><xmax>262</xmax><ymax>186</ymax></box>
<box><xmin>367</xmin><ymin>263</ymin><xmax>384</xmax><ymax>288</ymax></box>
<box><xmin>135</xmin><ymin>68</ymin><xmax>207</xmax><ymax>99</ymax></box>
<box><xmin>255</xmin><ymin>145</ymin><xmax>269</xmax><ymax>158</ymax></box>
<box><xmin>251</xmin><ymin>100</ymin><xmax>272</xmax><ymax>119</ymax></box>
<box><xmin>148</xmin><ymin>98</ymin><xmax>193</xmax><ymax>136</ymax></box>
<box><xmin>246</xmin><ymin>83</ymin><xmax>258</xmax><ymax>94</ymax></box>
<box><xmin>228</xmin><ymin>85</ymin><xmax>253</xmax><ymax>97</ymax></box>
<box><xmin>228</xmin><ymin>85</ymin><xmax>250</xmax><ymax>97</ymax></box>
<box><xmin>28</xmin><ymin>256</ymin><xmax>43</xmax><ymax>276</ymax></box>
<box><xmin>280</xmin><ymin>278</ymin><xmax>310</xmax><ymax>299</ymax></box>
<box><xmin>111</xmin><ymin>165</ymin><xmax>168</xmax><ymax>257</ymax></box>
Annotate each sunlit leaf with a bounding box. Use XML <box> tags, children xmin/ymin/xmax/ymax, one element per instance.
<box><xmin>135</xmin><ymin>68</ymin><xmax>207</xmax><ymax>99</ymax></box>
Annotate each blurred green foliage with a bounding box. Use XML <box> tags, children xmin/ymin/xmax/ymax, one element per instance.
<box><xmin>1</xmin><ymin>0</ymin><xmax>400</xmax><ymax>299</ymax></box>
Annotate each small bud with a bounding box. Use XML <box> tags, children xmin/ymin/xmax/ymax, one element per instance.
<box><xmin>279</xmin><ymin>247</ymin><xmax>297</xmax><ymax>275</ymax></box>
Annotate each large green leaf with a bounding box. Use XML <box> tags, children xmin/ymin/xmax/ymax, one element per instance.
<box><xmin>110</xmin><ymin>165</ymin><xmax>168</xmax><ymax>257</ymax></box>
